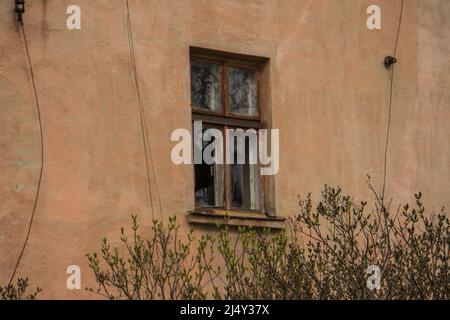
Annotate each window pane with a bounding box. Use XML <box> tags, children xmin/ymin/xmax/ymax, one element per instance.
<box><xmin>228</xmin><ymin>67</ymin><xmax>257</xmax><ymax>116</ymax></box>
<box><xmin>191</xmin><ymin>61</ymin><xmax>222</xmax><ymax>112</ymax></box>
<box><xmin>194</xmin><ymin>130</ymin><xmax>224</xmax><ymax>208</ymax></box>
<box><xmin>230</xmin><ymin>136</ymin><xmax>260</xmax><ymax>210</ymax></box>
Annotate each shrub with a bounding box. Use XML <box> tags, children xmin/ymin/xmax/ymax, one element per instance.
<box><xmin>288</xmin><ymin>181</ymin><xmax>448</xmax><ymax>299</ymax></box>
<box><xmin>0</xmin><ymin>278</ymin><xmax>41</xmax><ymax>300</ymax></box>
<box><xmin>87</xmin><ymin>182</ymin><xmax>449</xmax><ymax>300</ymax></box>
<box><xmin>86</xmin><ymin>215</ymin><xmax>213</xmax><ymax>299</ymax></box>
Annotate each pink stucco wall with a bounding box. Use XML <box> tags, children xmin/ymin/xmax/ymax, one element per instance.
<box><xmin>0</xmin><ymin>0</ymin><xmax>449</xmax><ymax>299</ymax></box>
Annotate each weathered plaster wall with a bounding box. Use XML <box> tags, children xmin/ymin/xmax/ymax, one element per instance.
<box><xmin>0</xmin><ymin>0</ymin><xmax>448</xmax><ymax>299</ymax></box>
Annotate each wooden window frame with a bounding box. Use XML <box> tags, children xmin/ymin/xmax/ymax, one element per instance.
<box><xmin>190</xmin><ymin>47</ymin><xmax>270</xmax><ymax>216</ymax></box>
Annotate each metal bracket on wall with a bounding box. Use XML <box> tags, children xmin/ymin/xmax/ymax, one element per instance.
<box><xmin>384</xmin><ymin>56</ymin><xmax>397</xmax><ymax>67</ymax></box>
<box><xmin>15</xmin><ymin>0</ymin><xmax>25</xmax><ymax>25</ymax></box>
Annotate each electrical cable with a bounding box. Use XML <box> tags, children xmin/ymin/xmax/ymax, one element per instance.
<box><xmin>10</xmin><ymin>0</ymin><xmax>163</xmax><ymax>284</ymax></box>
<box><xmin>9</xmin><ymin>22</ymin><xmax>44</xmax><ymax>286</ymax></box>
<box><xmin>125</xmin><ymin>0</ymin><xmax>163</xmax><ymax>219</ymax></box>
<box><xmin>381</xmin><ymin>0</ymin><xmax>404</xmax><ymax>202</ymax></box>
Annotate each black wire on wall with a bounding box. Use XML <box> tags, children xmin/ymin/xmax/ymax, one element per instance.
<box><xmin>9</xmin><ymin>22</ymin><xmax>45</xmax><ymax>285</ymax></box>
<box><xmin>125</xmin><ymin>0</ymin><xmax>163</xmax><ymax>219</ymax></box>
<box><xmin>381</xmin><ymin>0</ymin><xmax>405</xmax><ymax>203</ymax></box>
<box><xmin>9</xmin><ymin>1</ymin><xmax>164</xmax><ymax>284</ymax></box>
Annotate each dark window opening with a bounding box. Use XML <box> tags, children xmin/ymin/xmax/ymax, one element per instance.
<box><xmin>194</xmin><ymin>128</ymin><xmax>224</xmax><ymax>208</ymax></box>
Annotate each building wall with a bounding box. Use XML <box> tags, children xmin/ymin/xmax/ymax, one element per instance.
<box><xmin>0</xmin><ymin>0</ymin><xmax>448</xmax><ymax>299</ymax></box>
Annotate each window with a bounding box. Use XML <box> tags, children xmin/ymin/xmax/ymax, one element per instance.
<box><xmin>190</xmin><ymin>47</ymin><xmax>268</xmax><ymax>213</ymax></box>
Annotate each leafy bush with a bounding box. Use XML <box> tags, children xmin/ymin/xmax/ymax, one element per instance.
<box><xmin>86</xmin><ymin>216</ymin><xmax>214</xmax><ymax>299</ymax></box>
<box><xmin>87</xmin><ymin>182</ymin><xmax>449</xmax><ymax>300</ymax></box>
<box><xmin>0</xmin><ymin>278</ymin><xmax>41</xmax><ymax>300</ymax></box>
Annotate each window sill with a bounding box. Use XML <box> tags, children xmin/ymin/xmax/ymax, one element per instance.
<box><xmin>187</xmin><ymin>210</ymin><xmax>285</xmax><ymax>230</ymax></box>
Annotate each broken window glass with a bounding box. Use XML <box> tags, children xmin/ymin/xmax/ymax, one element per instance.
<box><xmin>228</xmin><ymin>67</ymin><xmax>257</xmax><ymax>116</ymax></box>
<box><xmin>194</xmin><ymin>129</ymin><xmax>224</xmax><ymax>208</ymax></box>
<box><xmin>191</xmin><ymin>61</ymin><xmax>222</xmax><ymax>112</ymax></box>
